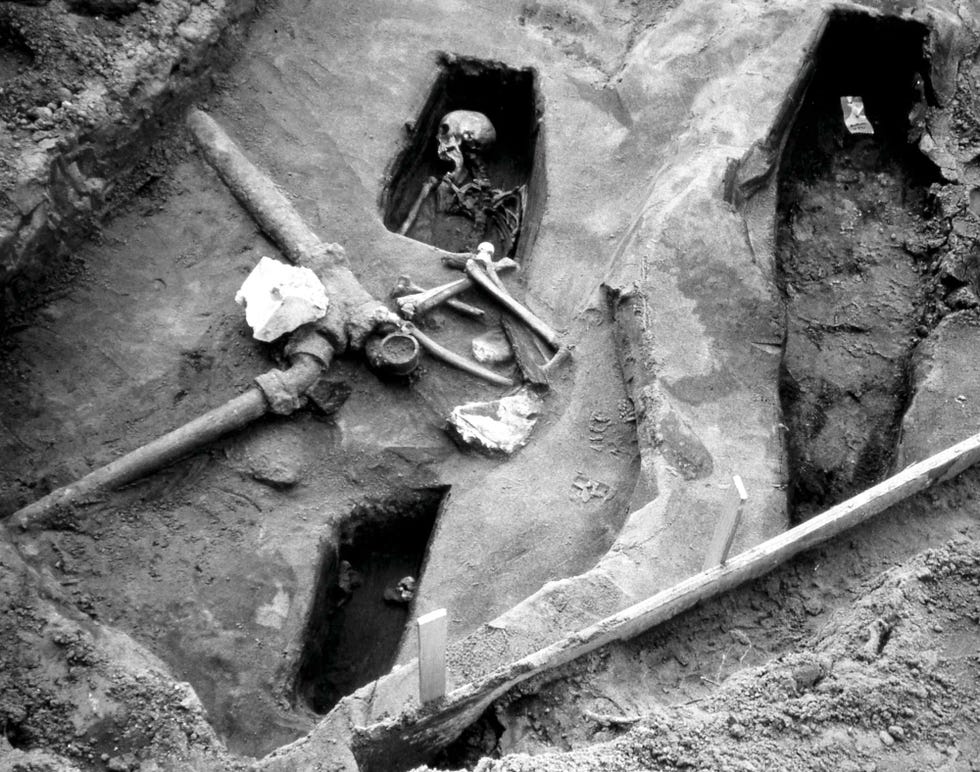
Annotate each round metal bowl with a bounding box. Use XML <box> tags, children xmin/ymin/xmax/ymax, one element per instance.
<box><xmin>366</xmin><ymin>331</ymin><xmax>421</xmax><ymax>376</ymax></box>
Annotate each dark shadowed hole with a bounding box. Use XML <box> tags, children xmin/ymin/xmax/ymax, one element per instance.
<box><xmin>293</xmin><ymin>488</ymin><xmax>448</xmax><ymax>714</ymax></box>
<box><xmin>381</xmin><ymin>54</ymin><xmax>545</xmax><ymax>261</ymax></box>
<box><xmin>0</xmin><ymin>21</ymin><xmax>34</xmax><ymax>82</ymax></box>
<box><xmin>775</xmin><ymin>11</ymin><xmax>941</xmax><ymax>520</ymax></box>
<box><xmin>2</xmin><ymin>720</ymin><xmax>30</xmax><ymax>750</ymax></box>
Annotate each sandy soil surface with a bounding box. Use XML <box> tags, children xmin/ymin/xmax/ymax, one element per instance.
<box><xmin>2</xmin><ymin>0</ymin><xmax>980</xmax><ymax>771</ymax></box>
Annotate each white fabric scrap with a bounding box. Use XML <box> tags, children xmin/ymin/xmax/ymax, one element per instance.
<box><xmin>235</xmin><ymin>256</ymin><xmax>328</xmax><ymax>342</ymax></box>
<box><xmin>841</xmin><ymin>96</ymin><xmax>874</xmax><ymax>135</ymax></box>
<box><xmin>449</xmin><ymin>388</ymin><xmax>543</xmax><ymax>454</ymax></box>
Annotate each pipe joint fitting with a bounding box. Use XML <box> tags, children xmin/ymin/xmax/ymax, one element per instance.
<box><xmin>255</xmin><ymin>368</ymin><xmax>307</xmax><ymax>415</ymax></box>
<box><xmin>284</xmin><ymin>325</ymin><xmax>335</xmax><ymax>368</ymax></box>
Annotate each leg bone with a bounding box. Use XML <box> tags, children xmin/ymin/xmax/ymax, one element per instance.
<box><xmin>392</xmin><ymin>276</ymin><xmax>485</xmax><ymax>319</ymax></box>
<box><xmin>465</xmin><ymin>259</ymin><xmax>561</xmax><ymax>350</ymax></box>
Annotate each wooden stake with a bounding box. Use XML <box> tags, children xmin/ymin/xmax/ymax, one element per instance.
<box><xmin>703</xmin><ymin>475</ymin><xmax>748</xmax><ymax>570</ymax></box>
<box><xmin>417</xmin><ymin>608</ymin><xmax>448</xmax><ymax>705</ymax></box>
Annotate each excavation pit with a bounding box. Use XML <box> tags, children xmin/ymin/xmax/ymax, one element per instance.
<box><xmin>381</xmin><ymin>55</ymin><xmax>544</xmax><ymax>260</ymax></box>
<box><xmin>776</xmin><ymin>11</ymin><xmax>945</xmax><ymax>519</ymax></box>
<box><xmin>293</xmin><ymin>489</ymin><xmax>447</xmax><ymax>715</ymax></box>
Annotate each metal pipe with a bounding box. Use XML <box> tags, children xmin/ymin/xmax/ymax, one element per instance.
<box><xmin>9</xmin><ymin>354</ymin><xmax>323</xmax><ymax>532</ymax></box>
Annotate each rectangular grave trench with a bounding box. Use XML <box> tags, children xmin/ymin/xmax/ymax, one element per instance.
<box><xmin>775</xmin><ymin>11</ymin><xmax>944</xmax><ymax>520</ymax></box>
<box><xmin>293</xmin><ymin>487</ymin><xmax>449</xmax><ymax>714</ymax></box>
<box><xmin>381</xmin><ymin>54</ymin><xmax>545</xmax><ymax>262</ymax></box>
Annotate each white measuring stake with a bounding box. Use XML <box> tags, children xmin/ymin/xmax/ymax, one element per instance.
<box><xmin>703</xmin><ymin>474</ymin><xmax>749</xmax><ymax>570</ymax></box>
<box><xmin>417</xmin><ymin>608</ymin><xmax>448</xmax><ymax>704</ymax></box>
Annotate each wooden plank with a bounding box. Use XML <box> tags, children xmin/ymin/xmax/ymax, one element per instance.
<box><xmin>508</xmin><ymin>431</ymin><xmax>980</xmax><ymax>670</ymax></box>
<box><xmin>417</xmin><ymin>608</ymin><xmax>448</xmax><ymax>705</ymax></box>
<box><xmin>358</xmin><ymin>431</ymin><xmax>980</xmax><ymax>766</ymax></box>
<box><xmin>703</xmin><ymin>474</ymin><xmax>748</xmax><ymax>570</ymax></box>
<box><xmin>501</xmin><ymin>314</ymin><xmax>549</xmax><ymax>386</ymax></box>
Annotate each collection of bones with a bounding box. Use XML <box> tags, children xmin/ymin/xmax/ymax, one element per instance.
<box><xmin>10</xmin><ymin>107</ymin><xmax>567</xmax><ymax>540</ymax></box>
<box><xmin>235</xmin><ymin>107</ymin><xmax>568</xmax><ymax>391</ymax></box>
<box><xmin>387</xmin><ymin>110</ymin><xmax>568</xmax><ymax>387</ymax></box>
<box><xmin>232</xmin><ymin>108</ymin><xmax>567</xmax><ymax>605</ymax></box>
<box><xmin>398</xmin><ymin>110</ymin><xmax>527</xmax><ymax>258</ymax></box>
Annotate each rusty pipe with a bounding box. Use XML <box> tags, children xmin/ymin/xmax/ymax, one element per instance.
<box><xmin>9</xmin><ymin>352</ymin><xmax>326</xmax><ymax>533</ymax></box>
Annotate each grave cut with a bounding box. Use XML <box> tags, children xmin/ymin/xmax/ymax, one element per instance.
<box><xmin>775</xmin><ymin>11</ymin><xmax>944</xmax><ymax>519</ymax></box>
<box><xmin>381</xmin><ymin>55</ymin><xmax>544</xmax><ymax>261</ymax></box>
<box><xmin>293</xmin><ymin>488</ymin><xmax>448</xmax><ymax>714</ymax></box>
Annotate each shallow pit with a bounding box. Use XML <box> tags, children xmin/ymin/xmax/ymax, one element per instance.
<box><xmin>775</xmin><ymin>11</ymin><xmax>945</xmax><ymax>519</ymax></box>
<box><xmin>293</xmin><ymin>488</ymin><xmax>448</xmax><ymax>714</ymax></box>
<box><xmin>381</xmin><ymin>54</ymin><xmax>544</xmax><ymax>260</ymax></box>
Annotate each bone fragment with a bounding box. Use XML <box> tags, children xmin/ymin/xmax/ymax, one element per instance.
<box><xmin>442</xmin><ymin>254</ymin><xmax>518</xmax><ymax>272</ymax></box>
<box><xmin>465</xmin><ymin>259</ymin><xmax>561</xmax><ymax>350</ymax></box>
<box><xmin>398</xmin><ymin>176</ymin><xmax>439</xmax><ymax>236</ymax></box>
<box><xmin>392</xmin><ymin>276</ymin><xmax>485</xmax><ymax>319</ymax></box>
<box><xmin>397</xmin><ymin>260</ymin><xmax>516</xmax><ymax>319</ymax></box>
<box><xmin>403</xmin><ymin>323</ymin><xmax>514</xmax><ymax>387</ymax></box>
<box><xmin>397</xmin><ymin>278</ymin><xmax>471</xmax><ymax>319</ymax></box>
<box><xmin>471</xmin><ymin>329</ymin><xmax>512</xmax><ymax>365</ymax></box>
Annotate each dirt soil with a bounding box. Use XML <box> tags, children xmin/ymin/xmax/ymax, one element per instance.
<box><xmin>3</xmin><ymin>0</ymin><xmax>980</xmax><ymax>771</ymax></box>
<box><xmin>425</xmin><ymin>529</ymin><xmax>980</xmax><ymax>771</ymax></box>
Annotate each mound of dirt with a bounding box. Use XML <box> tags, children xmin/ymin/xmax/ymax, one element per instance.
<box><xmin>0</xmin><ymin>537</ymin><xmax>239</xmax><ymax>771</ymax></box>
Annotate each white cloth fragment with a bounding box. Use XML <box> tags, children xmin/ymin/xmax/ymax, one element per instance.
<box><xmin>448</xmin><ymin>388</ymin><xmax>543</xmax><ymax>454</ymax></box>
<box><xmin>840</xmin><ymin>96</ymin><xmax>873</xmax><ymax>135</ymax></box>
<box><xmin>235</xmin><ymin>256</ymin><xmax>328</xmax><ymax>342</ymax></box>
<box><xmin>471</xmin><ymin>329</ymin><xmax>513</xmax><ymax>364</ymax></box>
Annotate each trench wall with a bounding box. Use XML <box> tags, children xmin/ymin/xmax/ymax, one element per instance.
<box><xmin>0</xmin><ymin>0</ymin><xmax>256</xmax><ymax>321</ymax></box>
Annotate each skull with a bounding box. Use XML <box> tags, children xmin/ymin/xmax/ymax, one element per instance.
<box><xmin>436</xmin><ymin>110</ymin><xmax>496</xmax><ymax>177</ymax></box>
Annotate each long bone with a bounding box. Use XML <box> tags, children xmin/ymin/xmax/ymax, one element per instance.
<box><xmin>465</xmin><ymin>259</ymin><xmax>561</xmax><ymax>350</ymax></box>
<box><xmin>391</xmin><ymin>276</ymin><xmax>485</xmax><ymax>319</ymax></box>
<box><xmin>396</xmin><ymin>258</ymin><xmax>516</xmax><ymax>319</ymax></box>
<box><xmin>471</xmin><ymin>242</ymin><xmax>508</xmax><ymax>295</ymax></box>
<box><xmin>398</xmin><ymin>175</ymin><xmax>439</xmax><ymax>236</ymax></box>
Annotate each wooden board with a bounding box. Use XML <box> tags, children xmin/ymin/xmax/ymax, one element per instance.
<box><xmin>501</xmin><ymin>314</ymin><xmax>549</xmax><ymax>386</ymax></box>
<box><xmin>703</xmin><ymin>474</ymin><xmax>748</xmax><ymax>570</ymax></box>
<box><xmin>417</xmin><ymin>608</ymin><xmax>448</xmax><ymax>705</ymax></box>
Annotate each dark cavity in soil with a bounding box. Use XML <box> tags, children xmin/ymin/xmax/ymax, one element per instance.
<box><xmin>381</xmin><ymin>54</ymin><xmax>544</xmax><ymax>261</ymax></box>
<box><xmin>776</xmin><ymin>12</ymin><xmax>944</xmax><ymax>520</ymax></box>
<box><xmin>0</xmin><ymin>20</ymin><xmax>33</xmax><ymax>83</ymax></box>
<box><xmin>293</xmin><ymin>488</ymin><xmax>447</xmax><ymax>714</ymax></box>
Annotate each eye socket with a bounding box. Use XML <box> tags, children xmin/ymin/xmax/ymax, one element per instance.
<box><xmin>439</xmin><ymin>122</ymin><xmax>450</xmax><ymax>134</ymax></box>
